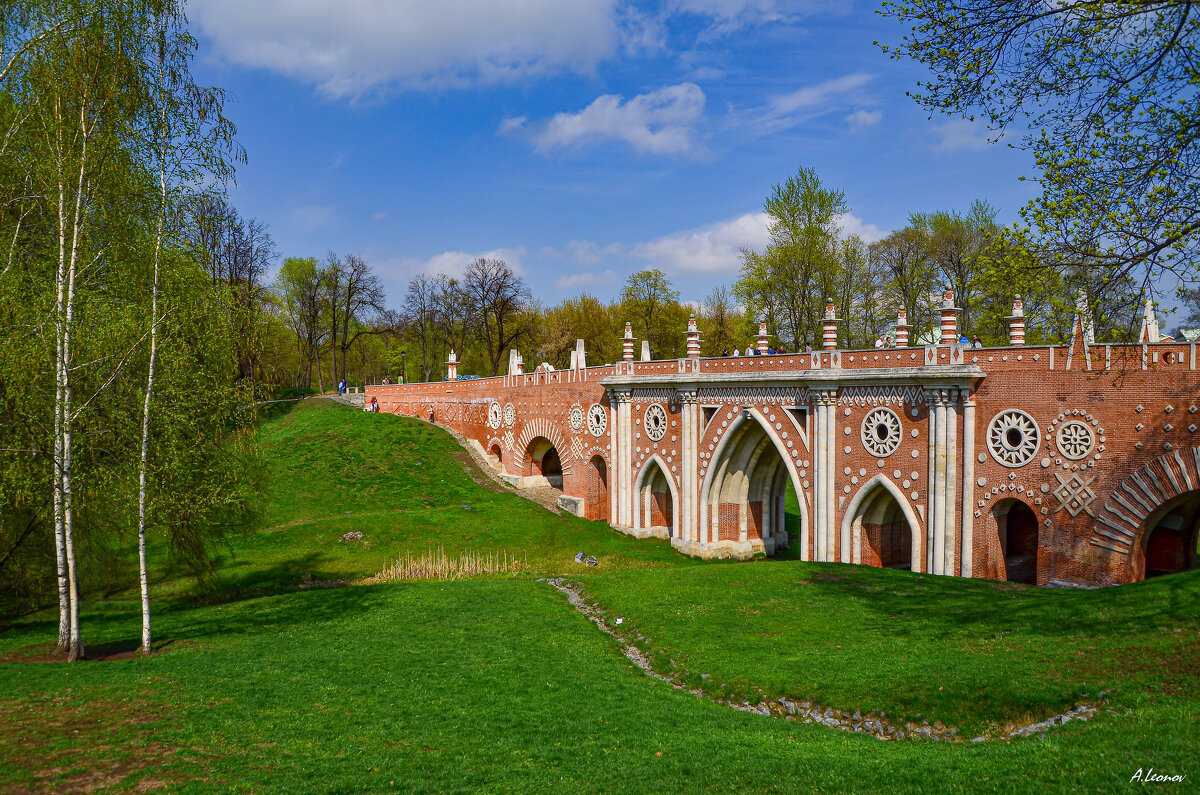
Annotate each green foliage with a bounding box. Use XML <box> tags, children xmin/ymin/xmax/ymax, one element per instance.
<box><xmin>736</xmin><ymin>166</ymin><xmax>847</xmax><ymax>350</ymax></box>
<box><xmin>878</xmin><ymin>0</ymin><xmax>1200</xmax><ymax>289</ymax></box>
<box><xmin>0</xmin><ymin>399</ymin><xmax>1194</xmax><ymax>788</ymax></box>
<box><xmin>619</xmin><ymin>268</ymin><xmax>681</xmax><ymax>359</ymax></box>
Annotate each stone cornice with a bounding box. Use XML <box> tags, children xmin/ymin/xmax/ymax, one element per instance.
<box><xmin>600</xmin><ymin>365</ymin><xmax>985</xmax><ymax>391</ymax></box>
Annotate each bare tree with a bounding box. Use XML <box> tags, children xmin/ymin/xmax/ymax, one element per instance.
<box><xmin>185</xmin><ymin>196</ymin><xmax>275</xmax><ymax>380</ymax></box>
<box><xmin>403</xmin><ymin>273</ymin><xmax>439</xmax><ymax>382</ymax></box>
<box><xmin>334</xmin><ymin>254</ymin><xmax>386</xmax><ymax>382</ymax></box>
<box><xmin>461</xmin><ymin>258</ymin><xmax>532</xmax><ymax>377</ymax></box>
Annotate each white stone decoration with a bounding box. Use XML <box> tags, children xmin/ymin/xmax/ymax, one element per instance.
<box><xmin>503</xmin><ymin>402</ymin><xmax>515</xmax><ymax>427</ymax></box>
<box><xmin>587</xmin><ymin>404</ymin><xmax>607</xmax><ymax>437</ymax></box>
<box><xmin>1055</xmin><ymin>420</ymin><xmax>1094</xmax><ymax>460</ymax></box>
<box><xmin>644</xmin><ymin>403</ymin><xmax>668</xmax><ymax>441</ymax></box>
<box><xmin>987</xmin><ymin>409</ymin><xmax>1040</xmax><ymax>467</ymax></box>
<box><xmin>487</xmin><ymin>401</ymin><xmax>502</xmax><ymax>429</ymax></box>
<box><xmin>569</xmin><ymin>403</ymin><xmax>584</xmax><ymax>433</ymax></box>
<box><xmin>860</xmin><ymin>407</ymin><xmax>902</xmax><ymax>458</ymax></box>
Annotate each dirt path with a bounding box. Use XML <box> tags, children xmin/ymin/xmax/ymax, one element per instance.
<box><xmin>542</xmin><ymin>577</ymin><xmax>1106</xmax><ymax>743</ymax></box>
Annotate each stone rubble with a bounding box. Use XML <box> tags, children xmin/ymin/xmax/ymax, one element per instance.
<box><xmin>542</xmin><ymin>577</ymin><xmax>1108</xmax><ymax>743</ymax></box>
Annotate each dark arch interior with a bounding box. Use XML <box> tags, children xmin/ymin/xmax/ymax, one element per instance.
<box><xmin>997</xmin><ymin>500</ymin><xmax>1038</xmax><ymax>584</ymax></box>
<box><xmin>489</xmin><ymin>444</ymin><xmax>502</xmax><ymax>464</ymax></box>
<box><xmin>528</xmin><ymin>438</ymin><xmax>563</xmax><ymax>487</ymax></box>
<box><xmin>541</xmin><ymin>448</ymin><xmax>562</xmax><ymax>478</ymax></box>
<box><xmin>1143</xmin><ymin>492</ymin><xmax>1200</xmax><ymax>578</ymax></box>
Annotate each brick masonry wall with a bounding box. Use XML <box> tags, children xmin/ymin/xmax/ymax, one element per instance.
<box><xmin>367</xmin><ymin>341</ymin><xmax>1200</xmax><ymax>586</ymax></box>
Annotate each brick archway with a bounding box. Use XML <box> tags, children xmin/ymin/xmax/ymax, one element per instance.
<box><xmin>699</xmin><ymin>407</ymin><xmax>807</xmax><ymax>557</ymax></box>
<box><xmin>841</xmin><ymin>475</ymin><xmax>921</xmax><ymax>570</ymax></box>
<box><xmin>514</xmin><ymin>417</ymin><xmax>573</xmax><ymax>478</ymax></box>
<box><xmin>1091</xmin><ymin>447</ymin><xmax>1200</xmax><ymax>560</ymax></box>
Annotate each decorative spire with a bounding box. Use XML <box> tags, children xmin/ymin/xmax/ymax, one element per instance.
<box><xmin>822</xmin><ymin>299</ymin><xmax>838</xmax><ymax>351</ymax></box>
<box><xmin>686</xmin><ymin>314</ymin><xmax>701</xmax><ymax>358</ymax></box>
<box><xmin>895</xmin><ymin>308</ymin><xmax>909</xmax><ymax>348</ymax></box>
<box><xmin>1007</xmin><ymin>295</ymin><xmax>1025</xmax><ymax>346</ymax></box>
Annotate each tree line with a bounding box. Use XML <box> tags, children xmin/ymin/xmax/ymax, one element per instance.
<box><xmin>0</xmin><ymin>2</ymin><xmax>260</xmax><ymax>657</ymax></box>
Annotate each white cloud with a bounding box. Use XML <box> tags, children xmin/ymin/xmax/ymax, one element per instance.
<box><xmin>930</xmin><ymin>119</ymin><xmax>994</xmax><ymax>153</ymax></box>
<box><xmin>740</xmin><ymin>73</ymin><xmax>876</xmax><ymax>134</ymax></box>
<box><xmin>503</xmin><ymin>83</ymin><xmax>707</xmax><ymax>156</ymax></box>
<box><xmin>378</xmin><ymin>246</ymin><xmax>529</xmax><ymax>284</ymax></box>
<box><xmin>555</xmin><ymin>269</ymin><xmax>621</xmax><ymax>290</ymax></box>
<box><xmin>190</xmin><ymin>0</ymin><xmax>621</xmax><ymax>98</ymax></box>
<box><xmin>845</xmin><ymin>108</ymin><xmax>881</xmax><ymax>128</ymax></box>
<box><xmin>670</xmin><ymin>0</ymin><xmax>791</xmax><ymax>35</ymax></box>
<box><xmin>629</xmin><ymin>212</ymin><xmax>770</xmax><ymax>274</ymax></box>
<box><xmin>837</xmin><ymin>213</ymin><xmax>887</xmax><ymax>244</ymax></box>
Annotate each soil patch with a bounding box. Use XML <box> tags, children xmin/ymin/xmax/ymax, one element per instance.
<box><xmin>1</xmin><ymin>640</ymin><xmax>190</xmax><ymax>664</ymax></box>
<box><xmin>0</xmin><ymin>694</ymin><xmax>181</xmax><ymax>792</ymax></box>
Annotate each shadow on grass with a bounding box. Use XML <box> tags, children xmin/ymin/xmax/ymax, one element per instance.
<box><xmin>772</xmin><ymin>562</ymin><xmax>1200</xmax><ymax>642</ymax></box>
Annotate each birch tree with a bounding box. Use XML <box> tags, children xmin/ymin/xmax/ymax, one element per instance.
<box><xmin>134</xmin><ymin>3</ymin><xmax>239</xmax><ymax>655</ymax></box>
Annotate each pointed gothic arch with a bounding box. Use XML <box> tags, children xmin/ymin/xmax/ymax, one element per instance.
<box><xmin>699</xmin><ymin>406</ymin><xmax>807</xmax><ymax>556</ymax></box>
<box><xmin>840</xmin><ymin>475</ymin><xmax>921</xmax><ymax>570</ymax></box>
<box><xmin>633</xmin><ymin>454</ymin><xmax>678</xmax><ymax>539</ymax></box>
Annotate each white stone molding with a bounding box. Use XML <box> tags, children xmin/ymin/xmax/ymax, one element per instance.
<box><xmin>861</xmin><ymin>407</ymin><xmax>903</xmax><ymax>458</ymax></box>
<box><xmin>569</xmin><ymin>403</ymin><xmax>584</xmax><ymax>433</ymax></box>
<box><xmin>987</xmin><ymin>409</ymin><xmax>1040</xmax><ymax>468</ymax></box>
<box><xmin>503</xmin><ymin>402</ymin><xmax>515</xmax><ymax>428</ymax></box>
<box><xmin>1055</xmin><ymin>420</ymin><xmax>1095</xmax><ymax>460</ymax></box>
<box><xmin>840</xmin><ymin>385</ymin><xmax>926</xmax><ymax>407</ymax></box>
<box><xmin>587</xmin><ymin>403</ymin><xmax>607</xmax><ymax>437</ymax></box>
<box><xmin>487</xmin><ymin>401</ymin><xmax>502</xmax><ymax>429</ymax></box>
<box><xmin>697</xmin><ymin>386</ymin><xmax>809</xmax><ymax>406</ymax></box>
<box><xmin>840</xmin><ymin>474</ymin><xmax>922</xmax><ymax>569</ymax></box>
<box><xmin>644</xmin><ymin>404</ymin><xmax>668</xmax><ymax>441</ymax></box>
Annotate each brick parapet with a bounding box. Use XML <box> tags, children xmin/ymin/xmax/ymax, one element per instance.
<box><xmin>367</xmin><ymin>341</ymin><xmax>1200</xmax><ymax>585</ymax></box>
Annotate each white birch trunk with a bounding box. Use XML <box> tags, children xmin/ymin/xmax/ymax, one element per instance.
<box><xmin>137</xmin><ymin>78</ymin><xmax>169</xmax><ymax>657</ymax></box>
<box><xmin>53</xmin><ymin>173</ymin><xmax>69</xmax><ymax>652</ymax></box>
<box><xmin>61</xmin><ymin>104</ymin><xmax>89</xmax><ymax>662</ymax></box>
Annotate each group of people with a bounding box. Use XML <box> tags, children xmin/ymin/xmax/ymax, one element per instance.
<box><xmin>723</xmin><ymin>345</ymin><xmax>792</xmax><ymax>357</ymax></box>
<box><xmin>874</xmin><ymin>334</ymin><xmax>984</xmax><ymax>349</ymax></box>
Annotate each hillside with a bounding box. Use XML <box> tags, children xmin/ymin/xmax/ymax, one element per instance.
<box><xmin>0</xmin><ymin>399</ymin><xmax>1195</xmax><ymax>792</ymax></box>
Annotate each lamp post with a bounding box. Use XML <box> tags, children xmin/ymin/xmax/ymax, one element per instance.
<box><xmin>401</xmin><ymin>350</ymin><xmax>407</xmax><ymax>384</ymax></box>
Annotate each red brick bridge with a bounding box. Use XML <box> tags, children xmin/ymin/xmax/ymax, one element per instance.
<box><xmin>367</xmin><ymin>298</ymin><xmax>1200</xmax><ymax>587</ymax></box>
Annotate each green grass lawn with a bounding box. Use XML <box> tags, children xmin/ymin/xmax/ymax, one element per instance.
<box><xmin>1</xmin><ymin>399</ymin><xmax>1196</xmax><ymax>792</ymax></box>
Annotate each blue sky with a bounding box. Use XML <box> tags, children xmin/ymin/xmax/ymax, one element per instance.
<box><xmin>188</xmin><ymin>0</ymin><xmax>1041</xmax><ymax>307</ymax></box>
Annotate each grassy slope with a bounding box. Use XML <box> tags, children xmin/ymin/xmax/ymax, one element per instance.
<box><xmin>205</xmin><ymin>399</ymin><xmax>687</xmax><ymax>594</ymax></box>
<box><xmin>1</xmin><ymin>400</ymin><xmax>1196</xmax><ymax>792</ymax></box>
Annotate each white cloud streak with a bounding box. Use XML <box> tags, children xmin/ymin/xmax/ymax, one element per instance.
<box><xmin>503</xmin><ymin>83</ymin><xmax>707</xmax><ymax>156</ymax></box>
<box><xmin>190</xmin><ymin>0</ymin><xmax>622</xmax><ymax>98</ymax></box>
<box><xmin>930</xmin><ymin>119</ymin><xmax>994</xmax><ymax>153</ymax></box>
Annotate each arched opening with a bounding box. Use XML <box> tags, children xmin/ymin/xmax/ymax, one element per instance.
<box><xmin>850</xmin><ymin>484</ymin><xmax>914</xmax><ymax>570</ymax></box>
<box><xmin>488</xmin><ymin>444</ymin><xmax>503</xmax><ymax>471</ymax></box>
<box><xmin>526</xmin><ymin>437</ymin><xmax>563</xmax><ymax>488</ymax></box>
<box><xmin>635</xmin><ymin>458</ymin><xmax>676</xmax><ymax>538</ymax></box>
<box><xmin>701</xmin><ymin>409</ymin><xmax>803</xmax><ymax>557</ymax></box>
<box><xmin>1140</xmin><ymin>491</ymin><xmax>1200</xmax><ymax>579</ymax></box>
<box><xmin>995</xmin><ymin>499</ymin><xmax>1038</xmax><ymax>584</ymax></box>
<box><xmin>586</xmin><ymin>455</ymin><xmax>609</xmax><ymax>522</ymax></box>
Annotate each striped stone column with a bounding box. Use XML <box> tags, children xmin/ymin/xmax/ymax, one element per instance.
<box><xmin>686</xmin><ymin>315</ymin><xmax>701</xmax><ymax>358</ymax></box>
<box><xmin>1007</xmin><ymin>295</ymin><xmax>1025</xmax><ymax>346</ymax></box>
<box><xmin>446</xmin><ymin>350</ymin><xmax>458</xmax><ymax>381</ymax></box>
<box><xmin>822</xmin><ymin>300</ymin><xmax>839</xmax><ymax>350</ymax></box>
<box><xmin>623</xmin><ymin>322</ymin><xmax>634</xmax><ymax>361</ymax></box>
<box><xmin>895</xmin><ymin>308</ymin><xmax>909</xmax><ymax>348</ymax></box>
<box><xmin>756</xmin><ymin>320</ymin><xmax>769</xmax><ymax>354</ymax></box>
<box><xmin>939</xmin><ymin>290</ymin><xmax>959</xmax><ymax>345</ymax></box>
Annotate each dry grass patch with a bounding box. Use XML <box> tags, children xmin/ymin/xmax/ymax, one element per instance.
<box><xmin>367</xmin><ymin>547</ymin><xmax>527</xmax><ymax>583</ymax></box>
